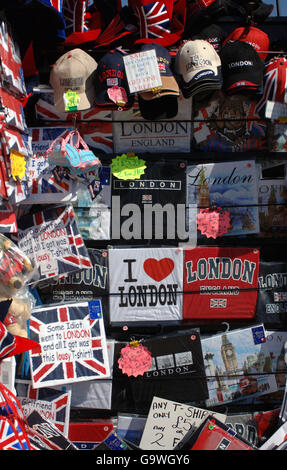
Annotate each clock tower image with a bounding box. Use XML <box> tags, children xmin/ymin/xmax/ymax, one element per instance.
<box><xmin>221</xmin><ymin>334</ymin><xmax>238</xmax><ymax>373</ymax></box>
<box><xmin>197</xmin><ymin>166</ymin><xmax>210</xmax><ymax>208</ymax></box>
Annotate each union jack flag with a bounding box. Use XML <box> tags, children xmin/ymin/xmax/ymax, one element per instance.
<box><xmin>0</xmin><ymin>18</ymin><xmax>26</xmax><ymax>96</ymax></box>
<box><xmin>0</xmin><ymin>202</ymin><xmax>17</xmax><ymax>232</ymax></box>
<box><xmin>29</xmin><ymin>301</ymin><xmax>110</xmax><ymax>388</ymax></box>
<box><xmin>256</xmin><ymin>57</ymin><xmax>287</xmax><ymax>117</ymax></box>
<box><xmin>210</xmin><ymin>298</ymin><xmax>227</xmax><ymax>308</ymax></box>
<box><xmin>18</xmin><ymin>386</ymin><xmax>71</xmax><ymax>436</ymax></box>
<box><xmin>0</xmin><ymin>321</ymin><xmax>15</xmax><ymax>359</ymax></box>
<box><xmin>0</xmin><ymin>382</ymin><xmax>31</xmax><ymax>450</ymax></box>
<box><xmin>0</xmin><ymin>417</ymin><xmax>31</xmax><ymax>450</ymax></box>
<box><xmin>3</xmin><ymin>127</ymin><xmax>32</xmax><ymax>158</ymax></box>
<box><xmin>0</xmin><ymin>87</ymin><xmax>27</xmax><ymax>132</ymax></box>
<box><xmin>134</xmin><ymin>1</ymin><xmax>172</xmax><ymax>39</ymax></box>
<box><xmin>35</xmin><ymin>96</ymin><xmax>113</xmax><ymax>153</ymax></box>
<box><xmin>16</xmin><ymin>205</ymin><xmax>92</xmax><ymax>284</ymax></box>
<box><xmin>63</xmin><ymin>0</ymin><xmax>89</xmax><ymax>36</ymax></box>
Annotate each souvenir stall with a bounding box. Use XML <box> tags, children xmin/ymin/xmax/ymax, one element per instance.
<box><xmin>0</xmin><ymin>0</ymin><xmax>287</xmax><ymax>452</ymax></box>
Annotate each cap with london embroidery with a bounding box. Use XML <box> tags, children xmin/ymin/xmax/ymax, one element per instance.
<box><xmin>220</xmin><ymin>40</ymin><xmax>264</xmax><ymax>95</ymax></box>
<box><xmin>222</xmin><ymin>26</ymin><xmax>270</xmax><ymax>60</ymax></box>
<box><xmin>50</xmin><ymin>48</ymin><xmax>98</xmax><ymax>113</ymax></box>
<box><xmin>94</xmin><ymin>49</ymin><xmax>134</xmax><ymax>110</ymax></box>
<box><xmin>175</xmin><ymin>39</ymin><xmax>222</xmax><ymax>98</ymax></box>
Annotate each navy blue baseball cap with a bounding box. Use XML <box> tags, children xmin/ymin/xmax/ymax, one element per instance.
<box><xmin>94</xmin><ymin>49</ymin><xmax>134</xmax><ymax>110</ymax></box>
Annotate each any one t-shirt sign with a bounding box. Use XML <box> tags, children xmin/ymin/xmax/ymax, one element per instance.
<box><xmin>183</xmin><ymin>247</ymin><xmax>259</xmax><ymax>319</ymax></box>
<box><xmin>109</xmin><ymin>247</ymin><xmax>183</xmax><ymax>323</ymax></box>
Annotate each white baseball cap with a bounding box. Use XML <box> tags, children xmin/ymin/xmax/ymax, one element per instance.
<box><xmin>175</xmin><ymin>39</ymin><xmax>221</xmax><ymax>85</ymax></box>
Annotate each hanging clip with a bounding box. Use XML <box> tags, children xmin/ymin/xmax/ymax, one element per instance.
<box><xmin>222</xmin><ymin>322</ymin><xmax>230</xmax><ymax>333</ymax></box>
<box><xmin>72</xmin><ymin>113</ymin><xmax>77</xmax><ymax>130</ymax></box>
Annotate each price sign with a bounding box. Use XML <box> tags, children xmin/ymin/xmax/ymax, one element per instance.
<box><xmin>118</xmin><ymin>342</ymin><xmax>152</xmax><ymax>377</ymax></box>
<box><xmin>197</xmin><ymin>208</ymin><xmax>231</xmax><ymax>239</ymax></box>
<box><xmin>123</xmin><ymin>50</ymin><xmax>162</xmax><ymax>94</ymax></box>
<box><xmin>139</xmin><ymin>396</ymin><xmax>226</xmax><ymax>450</ymax></box>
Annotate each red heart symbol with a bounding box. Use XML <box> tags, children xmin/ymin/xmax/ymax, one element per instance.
<box><xmin>143</xmin><ymin>258</ymin><xmax>174</xmax><ymax>282</ymax></box>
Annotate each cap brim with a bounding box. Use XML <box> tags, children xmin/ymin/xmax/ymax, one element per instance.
<box><xmin>182</xmin><ymin>66</ymin><xmax>220</xmax><ymax>84</ymax></box>
<box><xmin>53</xmin><ymin>85</ymin><xmax>96</xmax><ymax>113</ymax></box>
<box><xmin>138</xmin><ymin>94</ymin><xmax>178</xmax><ymax>120</ymax></box>
<box><xmin>139</xmin><ymin>76</ymin><xmax>180</xmax><ymax>100</ymax></box>
<box><xmin>225</xmin><ymin>77</ymin><xmax>262</xmax><ymax>93</ymax></box>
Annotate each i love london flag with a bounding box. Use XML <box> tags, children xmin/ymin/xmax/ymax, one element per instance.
<box><xmin>28</xmin><ymin>301</ymin><xmax>110</xmax><ymax>388</ymax></box>
<box><xmin>108</xmin><ymin>246</ymin><xmax>183</xmax><ymax>323</ymax></box>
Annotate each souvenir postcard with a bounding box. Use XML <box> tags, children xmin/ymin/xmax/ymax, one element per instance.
<box><xmin>258</xmin><ymin>178</ymin><xmax>287</xmax><ymax>237</ymax></box>
<box><xmin>186</xmin><ymin>160</ymin><xmax>260</xmax><ymax>239</ymax></box>
<box><xmin>201</xmin><ymin>326</ymin><xmax>286</xmax><ymax>407</ymax></box>
<box><xmin>73</xmin><ymin>166</ymin><xmax>111</xmax><ymax>241</ymax></box>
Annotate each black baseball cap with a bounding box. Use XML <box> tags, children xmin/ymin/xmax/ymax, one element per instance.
<box><xmin>220</xmin><ymin>40</ymin><xmax>264</xmax><ymax>94</ymax></box>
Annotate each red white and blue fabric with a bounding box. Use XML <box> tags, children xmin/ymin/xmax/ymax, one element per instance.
<box><xmin>16</xmin><ymin>205</ymin><xmax>92</xmax><ymax>283</ymax></box>
<box><xmin>256</xmin><ymin>57</ymin><xmax>287</xmax><ymax>116</ymax></box>
<box><xmin>0</xmin><ymin>203</ymin><xmax>17</xmax><ymax>233</ymax></box>
<box><xmin>134</xmin><ymin>1</ymin><xmax>172</xmax><ymax>39</ymax></box>
<box><xmin>0</xmin><ymin>321</ymin><xmax>15</xmax><ymax>359</ymax></box>
<box><xmin>63</xmin><ymin>0</ymin><xmax>89</xmax><ymax>36</ymax></box>
<box><xmin>0</xmin><ymin>87</ymin><xmax>27</xmax><ymax>132</ymax></box>
<box><xmin>131</xmin><ymin>0</ymin><xmax>186</xmax><ymax>46</ymax></box>
<box><xmin>0</xmin><ymin>417</ymin><xmax>31</xmax><ymax>450</ymax></box>
<box><xmin>3</xmin><ymin>127</ymin><xmax>32</xmax><ymax>158</ymax></box>
<box><xmin>19</xmin><ymin>386</ymin><xmax>71</xmax><ymax>435</ymax></box>
<box><xmin>29</xmin><ymin>302</ymin><xmax>110</xmax><ymax>388</ymax></box>
<box><xmin>0</xmin><ymin>382</ymin><xmax>31</xmax><ymax>450</ymax></box>
<box><xmin>0</xmin><ymin>19</ymin><xmax>26</xmax><ymax>96</ymax></box>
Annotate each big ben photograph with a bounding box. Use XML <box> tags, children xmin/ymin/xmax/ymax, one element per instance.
<box><xmin>201</xmin><ymin>326</ymin><xmax>287</xmax><ymax>407</ymax></box>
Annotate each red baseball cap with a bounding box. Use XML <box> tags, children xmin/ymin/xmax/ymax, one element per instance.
<box><xmin>223</xmin><ymin>26</ymin><xmax>270</xmax><ymax>60</ymax></box>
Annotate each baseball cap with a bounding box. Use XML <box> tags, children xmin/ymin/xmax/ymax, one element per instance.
<box><xmin>94</xmin><ymin>49</ymin><xmax>134</xmax><ymax>110</ymax></box>
<box><xmin>137</xmin><ymin>43</ymin><xmax>180</xmax><ymax>120</ymax></box>
<box><xmin>191</xmin><ymin>23</ymin><xmax>226</xmax><ymax>52</ymax></box>
<box><xmin>223</xmin><ymin>26</ymin><xmax>270</xmax><ymax>60</ymax></box>
<box><xmin>50</xmin><ymin>49</ymin><xmax>98</xmax><ymax>113</ymax></box>
<box><xmin>175</xmin><ymin>39</ymin><xmax>222</xmax><ymax>98</ymax></box>
<box><xmin>220</xmin><ymin>40</ymin><xmax>264</xmax><ymax>94</ymax></box>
